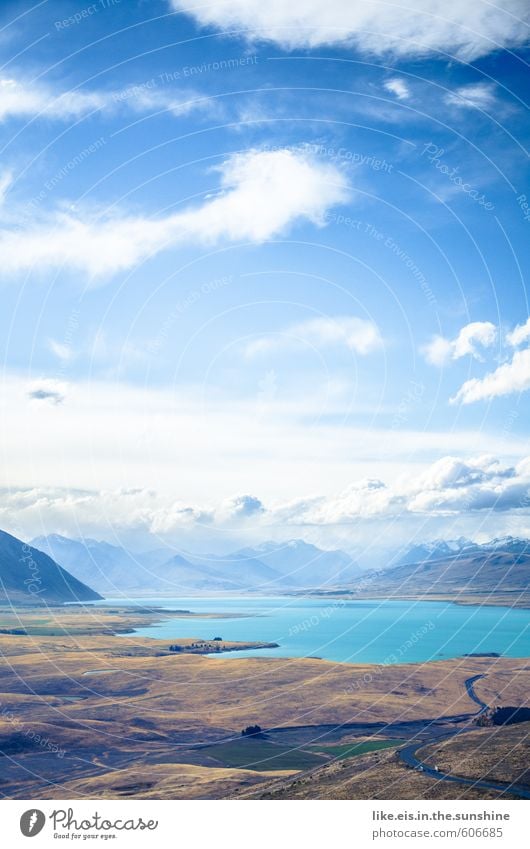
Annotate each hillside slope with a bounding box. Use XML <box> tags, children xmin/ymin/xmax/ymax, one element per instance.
<box><xmin>0</xmin><ymin>530</ymin><xmax>102</xmax><ymax>605</ymax></box>
<box><xmin>357</xmin><ymin>546</ymin><xmax>530</xmax><ymax>598</ymax></box>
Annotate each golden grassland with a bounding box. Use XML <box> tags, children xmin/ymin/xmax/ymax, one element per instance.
<box><xmin>36</xmin><ymin>764</ymin><xmax>297</xmax><ymax>801</ymax></box>
<box><xmin>0</xmin><ymin>605</ymin><xmax>529</xmax><ymax>799</ymax></box>
<box><xmin>421</xmin><ymin>722</ymin><xmax>530</xmax><ymax>787</ymax></box>
<box><xmin>247</xmin><ymin>746</ymin><xmax>516</xmax><ymax>801</ymax></box>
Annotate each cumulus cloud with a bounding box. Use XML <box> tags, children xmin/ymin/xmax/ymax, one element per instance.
<box><xmin>383</xmin><ymin>78</ymin><xmax>411</xmax><ymax>100</ymax></box>
<box><xmin>423</xmin><ymin>321</ymin><xmax>497</xmax><ymax>366</ymax></box>
<box><xmin>272</xmin><ymin>454</ymin><xmax>530</xmax><ymax>523</ymax></box>
<box><xmin>0</xmin><ymin>76</ymin><xmax>212</xmax><ymax>122</ymax></box>
<box><xmin>424</xmin><ymin>316</ymin><xmax>530</xmax><ymax>404</ymax></box>
<box><xmin>26</xmin><ymin>378</ymin><xmax>67</xmax><ymax>405</ymax></box>
<box><xmin>245</xmin><ymin>316</ymin><xmax>382</xmax><ymax>357</ymax></box>
<box><xmin>4</xmin><ymin>454</ymin><xmax>527</xmax><ymax>539</ymax></box>
<box><xmin>451</xmin><ymin>348</ymin><xmax>530</xmax><ymax>405</ymax></box>
<box><xmin>0</xmin><ymin>148</ymin><xmax>349</xmax><ymax>277</ymax></box>
<box><xmin>216</xmin><ymin>494</ymin><xmax>265</xmax><ymax>521</ymax></box>
<box><xmin>444</xmin><ymin>82</ymin><xmax>497</xmax><ymax>110</ymax></box>
<box><xmin>407</xmin><ymin>456</ymin><xmax>525</xmax><ymax>512</ymax></box>
<box><xmin>170</xmin><ymin>0</ymin><xmax>529</xmax><ymax>59</ymax></box>
<box><xmin>149</xmin><ymin>494</ymin><xmax>265</xmax><ymax>531</ymax></box>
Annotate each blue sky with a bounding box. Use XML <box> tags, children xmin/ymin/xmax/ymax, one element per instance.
<box><xmin>0</xmin><ymin>0</ymin><xmax>529</xmax><ymax>559</ymax></box>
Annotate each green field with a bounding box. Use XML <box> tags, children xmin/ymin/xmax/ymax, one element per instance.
<box><xmin>202</xmin><ymin>739</ymin><xmax>327</xmax><ymax>771</ymax></box>
<box><xmin>309</xmin><ymin>739</ymin><xmax>405</xmax><ymax>759</ymax></box>
<box><xmin>202</xmin><ymin>737</ymin><xmax>405</xmax><ymax>772</ymax></box>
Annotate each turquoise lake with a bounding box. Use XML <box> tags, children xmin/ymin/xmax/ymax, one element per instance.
<box><xmin>101</xmin><ymin>597</ymin><xmax>530</xmax><ymax>664</ymax></box>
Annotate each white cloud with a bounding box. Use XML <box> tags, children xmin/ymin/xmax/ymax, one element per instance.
<box><xmin>245</xmin><ymin>316</ymin><xmax>382</xmax><ymax>357</ymax></box>
<box><xmin>452</xmin><ymin>321</ymin><xmax>497</xmax><ymax>359</ymax></box>
<box><xmin>273</xmin><ymin>454</ymin><xmax>530</xmax><ymax>523</ymax></box>
<box><xmin>0</xmin><ymin>76</ymin><xmax>213</xmax><ymax>122</ymax></box>
<box><xmin>507</xmin><ymin>317</ymin><xmax>530</xmax><ymax>347</ymax></box>
<box><xmin>383</xmin><ymin>78</ymin><xmax>411</xmax><ymax>100</ymax></box>
<box><xmin>444</xmin><ymin>82</ymin><xmax>497</xmax><ymax>110</ymax></box>
<box><xmin>170</xmin><ymin>0</ymin><xmax>529</xmax><ymax>59</ymax></box>
<box><xmin>451</xmin><ymin>348</ymin><xmax>530</xmax><ymax>404</ymax></box>
<box><xmin>27</xmin><ymin>378</ymin><xmax>68</xmax><ymax>405</ymax></box>
<box><xmin>5</xmin><ymin>371</ymin><xmax>528</xmax><ymax>527</ymax></box>
<box><xmin>0</xmin><ymin>148</ymin><xmax>349</xmax><ymax>277</ymax></box>
<box><xmin>430</xmin><ymin>317</ymin><xmax>530</xmax><ymax>404</ymax></box>
<box><xmin>216</xmin><ymin>494</ymin><xmax>265</xmax><ymax>521</ymax></box>
<box><xmin>0</xmin><ymin>77</ymin><xmax>104</xmax><ymax>121</ymax></box>
<box><xmin>406</xmin><ymin>455</ymin><xmax>528</xmax><ymax>513</ymax></box>
<box><xmin>423</xmin><ymin>321</ymin><xmax>497</xmax><ymax>366</ymax></box>
<box><xmin>3</xmin><ymin>453</ymin><xmax>529</xmax><ymax>542</ymax></box>
<box><xmin>422</xmin><ymin>336</ymin><xmax>453</xmax><ymax>366</ymax></box>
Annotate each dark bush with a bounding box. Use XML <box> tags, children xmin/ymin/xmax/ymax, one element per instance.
<box><xmin>241</xmin><ymin>724</ymin><xmax>263</xmax><ymax>737</ymax></box>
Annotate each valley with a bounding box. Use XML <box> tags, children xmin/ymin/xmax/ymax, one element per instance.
<box><xmin>0</xmin><ymin>603</ymin><xmax>529</xmax><ymax>801</ymax></box>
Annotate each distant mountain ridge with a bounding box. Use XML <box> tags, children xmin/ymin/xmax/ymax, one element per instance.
<box><xmin>235</xmin><ymin>539</ymin><xmax>361</xmax><ymax>587</ymax></box>
<box><xmin>355</xmin><ymin>536</ymin><xmax>530</xmax><ymax>598</ymax></box>
<box><xmin>0</xmin><ymin>530</ymin><xmax>101</xmax><ymax>605</ymax></box>
<box><xmin>31</xmin><ymin>535</ymin><xmax>361</xmax><ymax>595</ymax></box>
<box><xmin>392</xmin><ymin>536</ymin><xmax>530</xmax><ymax>569</ymax></box>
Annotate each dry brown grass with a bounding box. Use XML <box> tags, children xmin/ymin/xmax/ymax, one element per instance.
<box><xmin>249</xmin><ymin>748</ymin><xmax>514</xmax><ymax>800</ymax></box>
<box><xmin>36</xmin><ymin>763</ymin><xmax>295</xmax><ymax>800</ymax></box>
<box><xmin>1</xmin><ymin>606</ymin><xmax>529</xmax><ymax>799</ymax></box>
<box><xmin>421</xmin><ymin>723</ymin><xmax>530</xmax><ymax>787</ymax></box>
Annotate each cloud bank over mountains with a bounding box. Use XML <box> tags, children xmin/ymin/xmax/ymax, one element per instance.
<box><xmin>2</xmin><ymin>453</ymin><xmax>529</xmax><ymax>543</ymax></box>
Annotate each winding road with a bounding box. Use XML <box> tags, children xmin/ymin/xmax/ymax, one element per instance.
<box><xmin>397</xmin><ymin>674</ymin><xmax>530</xmax><ymax>800</ymax></box>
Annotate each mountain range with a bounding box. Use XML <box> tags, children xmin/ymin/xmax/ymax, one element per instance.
<box><xmin>31</xmin><ymin>535</ymin><xmax>362</xmax><ymax>595</ymax></box>
<box><xmin>0</xmin><ymin>529</ymin><xmax>101</xmax><ymax>605</ymax></box>
<box><xmin>356</xmin><ymin>536</ymin><xmax>530</xmax><ymax>598</ymax></box>
<box><xmin>391</xmin><ymin>536</ymin><xmax>530</xmax><ymax>569</ymax></box>
<box><xmin>5</xmin><ymin>528</ymin><xmax>530</xmax><ymax>603</ymax></box>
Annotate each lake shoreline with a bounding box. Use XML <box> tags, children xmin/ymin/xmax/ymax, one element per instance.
<box><xmin>103</xmin><ymin>595</ymin><xmax>530</xmax><ymax>665</ymax></box>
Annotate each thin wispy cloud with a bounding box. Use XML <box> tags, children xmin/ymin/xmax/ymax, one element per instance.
<box><xmin>0</xmin><ymin>76</ymin><xmax>214</xmax><ymax>122</ymax></box>
<box><xmin>47</xmin><ymin>339</ymin><xmax>74</xmax><ymax>363</ymax></box>
<box><xmin>0</xmin><ymin>170</ymin><xmax>13</xmax><ymax>204</ymax></box>
<box><xmin>0</xmin><ymin>148</ymin><xmax>349</xmax><ymax>277</ymax></box>
<box><xmin>444</xmin><ymin>82</ymin><xmax>497</xmax><ymax>110</ymax></box>
<box><xmin>244</xmin><ymin>316</ymin><xmax>383</xmax><ymax>358</ymax></box>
